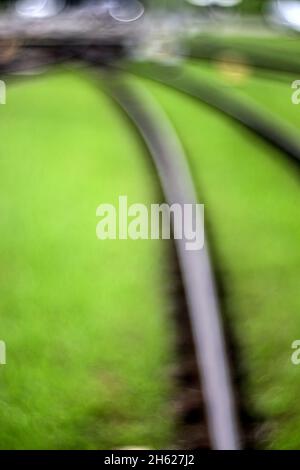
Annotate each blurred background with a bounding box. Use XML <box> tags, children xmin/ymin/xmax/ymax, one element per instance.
<box><xmin>0</xmin><ymin>0</ymin><xmax>300</xmax><ymax>450</ymax></box>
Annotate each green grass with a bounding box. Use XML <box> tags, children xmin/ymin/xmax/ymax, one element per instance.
<box><xmin>0</xmin><ymin>71</ymin><xmax>175</xmax><ymax>449</ymax></box>
<box><xmin>137</xmin><ymin>66</ymin><xmax>300</xmax><ymax>449</ymax></box>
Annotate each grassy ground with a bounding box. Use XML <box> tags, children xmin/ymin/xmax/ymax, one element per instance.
<box><xmin>138</xmin><ymin>60</ymin><xmax>300</xmax><ymax>448</ymax></box>
<box><xmin>0</xmin><ymin>71</ymin><xmax>175</xmax><ymax>449</ymax></box>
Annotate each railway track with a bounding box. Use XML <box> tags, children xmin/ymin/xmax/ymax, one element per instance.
<box><xmin>1</xmin><ymin>37</ymin><xmax>246</xmax><ymax>445</ymax></box>
<box><xmin>1</xmin><ymin>11</ymin><xmax>299</xmax><ymax>449</ymax></box>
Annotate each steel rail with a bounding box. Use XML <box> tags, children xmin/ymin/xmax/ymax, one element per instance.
<box><xmin>123</xmin><ymin>62</ymin><xmax>300</xmax><ymax>169</ymax></box>
<box><xmin>105</xmin><ymin>76</ymin><xmax>241</xmax><ymax>450</ymax></box>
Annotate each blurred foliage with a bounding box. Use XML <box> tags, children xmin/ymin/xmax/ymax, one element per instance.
<box><xmin>146</xmin><ymin>0</ymin><xmax>268</xmax><ymax>13</ymax></box>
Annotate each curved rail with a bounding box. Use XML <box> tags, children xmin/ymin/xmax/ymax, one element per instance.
<box><xmin>123</xmin><ymin>63</ymin><xmax>300</xmax><ymax>169</ymax></box>
<box><xmin>105</xmin><ymin>76</ymin><xmax>241</xmax><ymax>450</ymax></box>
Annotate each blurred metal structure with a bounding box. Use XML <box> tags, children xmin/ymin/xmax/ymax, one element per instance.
<box><xmin>107</xmin><ymin>78</ymin><xmax>241</xmax><ymax>450</ymax></box>
<box><xmin>0</xmin><ymin>7</ymin><xmax>139</xmax><ymax>42</ymax></box>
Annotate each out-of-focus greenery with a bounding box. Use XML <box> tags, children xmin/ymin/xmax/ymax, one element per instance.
<box><xmin>238</xmin><ymin>0</ymin><xmax>266</xmax><ymax>13</ymax></box>
<box><xmin>147</xmin><ymin>0</ymin><xmax>267</xmax><ymax>13</ymax></box>
<box><xmin>0</xmin><ymin>72</ymin><xmax>174</xmax><ymax>449</ymax></box>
